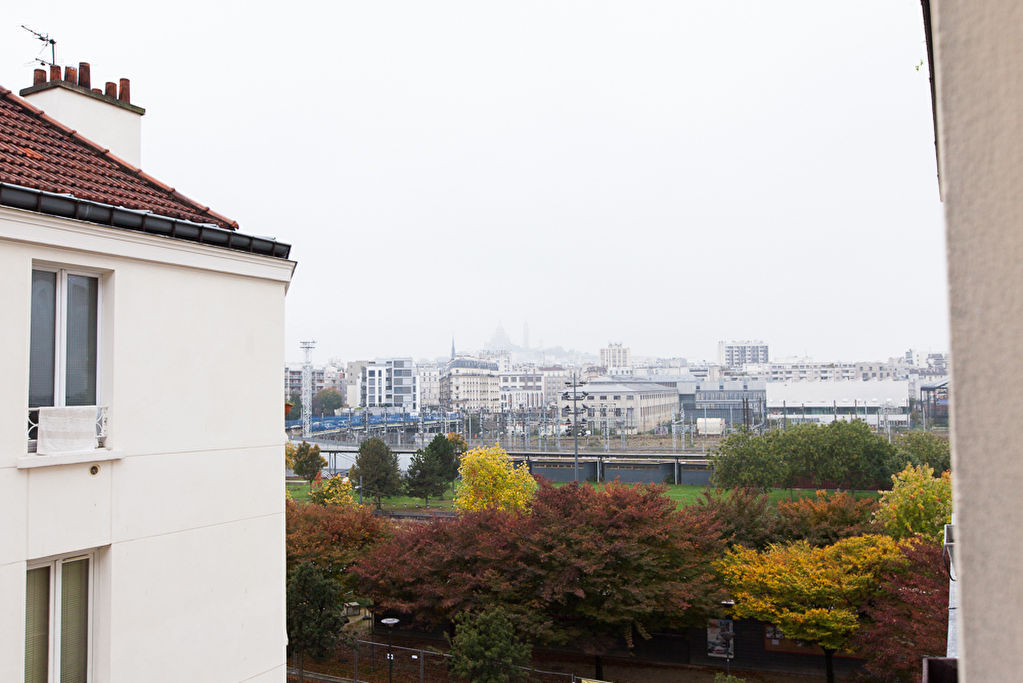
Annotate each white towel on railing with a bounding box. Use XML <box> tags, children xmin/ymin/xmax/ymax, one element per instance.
<box><xmin>37</xmin><ymin>406</ymin><xmax>98</xmax><ymax>455</ymax></box>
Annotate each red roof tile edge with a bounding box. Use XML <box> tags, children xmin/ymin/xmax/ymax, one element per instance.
<box><xmin>0</xmin><ymin>85</ymin><xmax>239</xmax><ymax>230</ymax></box>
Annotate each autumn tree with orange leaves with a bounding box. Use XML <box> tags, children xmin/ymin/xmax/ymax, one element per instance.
<box><xmin>286</xmin><ymin>499</ymin><xmax>392</xmax><ymax>593</ymax></box>
<box><xmin>356</xmin><ymin>480</ymin><xmax>725</xmax><ymax>680</ymax></box>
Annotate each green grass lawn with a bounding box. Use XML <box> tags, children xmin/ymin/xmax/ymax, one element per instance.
<box><xmin>287</xmin><ymin>480</ymin><xmax>878</xmax><ymax>510</ymax></box>
<box><xmin>286</xmin><ymin>481</ymin><xmax>455</xmax><ymax>511</ymax></box>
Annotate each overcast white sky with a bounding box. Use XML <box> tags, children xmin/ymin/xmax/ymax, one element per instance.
<box><xmin>1</xmin><ymin>2</ymin><xmax>947</xmax><ymax>364</ymax></box>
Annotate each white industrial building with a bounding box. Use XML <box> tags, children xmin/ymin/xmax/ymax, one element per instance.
<box><xmin>1</xmin><ymin>65</ymin><xmax>293</xmax><ymax>682</ymax></box>
<box><xmin>765</xmin><ymin>380</ymin><xmax>911</xmax><ymax>427</ymax></box>
<box><xmin>558</xmin><ymin>378</ymin><xmax>677</xmax><ymax>434</ymax></box>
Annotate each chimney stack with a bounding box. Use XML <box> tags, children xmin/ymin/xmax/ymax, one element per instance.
<box><xmin>78</xmin><ymin>62</ymin><xmax>91</xmax><ymax>89</ymax></box>
<box><xmin>21</xmin><ymin>62</ymin><xmax>146</xmax><ymax>167</ymax></box>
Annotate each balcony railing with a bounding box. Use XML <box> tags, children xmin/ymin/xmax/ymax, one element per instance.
<box><xmin>27</xmin><ymin>406</ymin><xmax>108</xmax><ymax>453</ymax></box>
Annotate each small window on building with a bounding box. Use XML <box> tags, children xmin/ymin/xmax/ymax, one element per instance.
<box><xmin>30</xmin><ymin>269</ymin><xmax>99</xmax><ymax>409</ymax></box>
<box><xmin>26</xmin><ymin>552</ymin><xmax>94</xmax><ymax>683</ymax></box>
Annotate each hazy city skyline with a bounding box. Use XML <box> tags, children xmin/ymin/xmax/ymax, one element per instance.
<box><xmin>0</xmin><ymin>2</ymin><xmax>948</xmax><ymax>365</ymax></box>
<box><xmin>285</xmin><ymin>326</ymin><xmax>943</xmax><ymax>367</ymax></box>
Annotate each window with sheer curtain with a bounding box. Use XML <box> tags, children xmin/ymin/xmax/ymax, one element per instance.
<box><xmin>25</xmin><ymin>553</ymin><xmax>92</xmax><ymax>683</ymax></box>
<box><xmin>29</xmin><ymin>268</ymin><xmax>99</xmax><ymax>410</ymax></box>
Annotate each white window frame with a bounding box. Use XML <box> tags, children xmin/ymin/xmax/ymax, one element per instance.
<box><xmin>30</xmin><ymin>264</ymin><xmax>105</xmax><ymax>409</ymax></box>
<box><xmin>26</xmin><ymin>550</ymin><xmax>96</xmax><ymax>683</ymax></box>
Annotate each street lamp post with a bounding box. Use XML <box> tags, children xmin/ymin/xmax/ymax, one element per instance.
<box><xmin>381</xmin><ymin>617</ymin><xmax>399</xmax><ymax>683</ymax></box>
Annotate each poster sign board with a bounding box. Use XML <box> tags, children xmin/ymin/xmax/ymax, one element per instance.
<box><xmin>707</xmin><ymin>618</ymin><xmax>734</xmax><ymax>659</ymax></box>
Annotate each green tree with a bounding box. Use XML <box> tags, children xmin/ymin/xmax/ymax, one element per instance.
<box><xmin>312</xmin><ymin>388</ymin><xmax>344</xmax><ymax>416</ymax></box>
<box><xmin>405</xmin><ymin>448</ymin><xmax>447</xmax><ymax>505</ymax></box>
<box><xmin>718</xmin><ymin>535</ymin><xmax>904</xmax><ymax>683</ymax></box>
<box><xmin>292</xmin><ymin>441</ymin><xmax>326</xmax><ymax>490</ymax></box>
<box><xmin>447</xmin><ymin>608</ymin><xmax>531</xmax><ymax>683</ymax></box>
<box><xmin>426</xmin><ymin>433</ymin><xmax>459</xmax><ymax>488</ymax></box>
<box><xmin>288</xmin><ymin>393</ymin><xmax>303</xmax><ymax>421</ymax></box>
<box><xmin>347</xmin><ymin>437</ymin><xmax>402</xmax><ymax>509</ymax></box>
<box><xmin>711</xmin><ymin>430</ymin><xmax>787</xmax><ymax>490</ymax></box>
<box><xmin>286</xmin><ymin>562</ymin><xmax>346</xmax><ymax>683</ymax></box>
<box><xmin>775</xmin><ymin>421</ymin><xmax>896</xmax><ymax>490</ymax></box>
<box><xmin>893</xmin><ymin>431</ymin><xmax>951</xmax><ymax>473</ymax></box>
<box><xmin>873</xmin><ymin>464</ymin><xmax>952</xmax><ymax>543</ymax></box>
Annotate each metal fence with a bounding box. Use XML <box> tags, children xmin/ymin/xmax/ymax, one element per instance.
<box><xmin>332</xmin><ymin>638</ymin><xmax>579</xmax><ymax>683</ymax></box>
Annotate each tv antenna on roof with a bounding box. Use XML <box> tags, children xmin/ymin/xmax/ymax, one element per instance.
<box><xmin>21</xmin><ymin>25</ymin><xmax>57</xmax><ymax>67</ymax></box>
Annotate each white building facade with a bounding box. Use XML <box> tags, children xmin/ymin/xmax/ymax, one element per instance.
<box><xmin>360</xmin><ymin>358</ymin><xmax>418</xmax><ymax>412</ymax></box>
<box><xmin>416</xmin><ymin>363</ymin><xmax>441</xmax><ymax>410</ymax></box>
<box><xmin>600</xmin><ymin>343</ymin><xmax>632</xmax><ymax>376</ymax></box>
<box><xmin>1</xmin><ymin>67</ymin><xmax>293</xmax><ymax>682</ymax></box>
<box><xmin>440</xmin><ymin>358</ymin><xmax>500</xmax><ymax>411</ymax></box>
<box><xmin>558</xmin><ymin>379</ymin><xmax>677</xmax><ymax>434</ymax></box>
<box><xmin>765</xmin><ymin>380</ymin><xmax>911</xmax><ymax>427</ymax></box>
<box><xmin>499</xmin><ymin>370</ymin><xmax>544</xmax><ymax>411</ymax></box>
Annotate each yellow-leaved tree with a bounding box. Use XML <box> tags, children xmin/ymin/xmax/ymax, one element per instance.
<box><xmin>718</xmin><ymin>534</ymin><xmax>905</xmax><ymax>683</ymax></box>
<box><xmin>873</xmin><ymin>463</ymin><xmax>952</xmax><ymax>543</ymax></box>
<box><xmin>454</xmin><ymin>445</ymin><xmax>537</xmax><ymax>513</ymax></box>
<box><xmin>310</xmin><ymin>475</ymin><xmax>357</xmax><ymax>507</ymax></box>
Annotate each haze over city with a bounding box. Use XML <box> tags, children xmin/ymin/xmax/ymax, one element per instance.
<box><xmin>0</xmin><ymin>1</ymin><xmax>948</xmax><ymax>364</ymax></box>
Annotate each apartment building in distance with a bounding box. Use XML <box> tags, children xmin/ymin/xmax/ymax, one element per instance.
<box><xmin>284</xmin><ymin>364</ymin><xmax>331</xmax><ymax>399</ymax></box>
<box><xmin>440</xmin><ymin>357</ymin><xmax>500</xmax><ymax>411</ymax></box>
<box><xmin>361</xmin><ymin>358</ymin><xmax>418</xmax><ymax>412</ymax></box>
<box><xmin>718</xmin><ymin>339</ymin><xmax>769</xmax><ymax>368</ymax></box>
<box><xmin>343</xmin><ymin>360</ymin><xmax>368</xmax><ymax>408</ymax></box>
<box><xmin>538</xmin><ymin>366</ymin><xmax>569</xmax><ymax>406</ymax></box>
<box><xmin>416</xmin><ymin>362</ymin><xmax>441</xmax><ymax>410</ymax></box>
<box><xmin>600</xmin><ymin>342</ymin><xmax>632</xmax><ymax>376</ymax></box>
<box><xmin>741</xmin><ymin>360</ymin><xmax>859</xmax><ymax>383</ymax></box>
<box><xmin>499</xmin><ymin>370</ymin><xmax>544</xmax><ymax>411</ymax></box>
<box><xmin>1</xmin><ymin>65</ymin><xmax>293</xmax><ymax>682</ymax></box>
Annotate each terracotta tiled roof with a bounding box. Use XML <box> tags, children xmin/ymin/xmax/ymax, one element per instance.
<box><xmin>0</xmin><ymin>86</ymin><xmax>238</xmax><ymax>230</ymax></box>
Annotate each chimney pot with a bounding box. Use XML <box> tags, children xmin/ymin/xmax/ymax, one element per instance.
<box><xmin>92</xmin><ymin>88</ymin><xmax>101</xmax><ymax>94</ymax></box>
<box><xmin>33</xmin><ymin>69</ymin><xmax>46</xmax><ymax>87</ymax></box>
<box><xmin>78</xmin><ymin>62</ymin><xmax>91</xmax><ymax>89</ymax></box>
<box><xmin>118</xmin><ymin>78</ymin><xmax>130</xmax><ymax>103</ymax></box>
<box><xmin>105</xmin><ymin>82</ymin><xmax>117</xmax><ymax>98</ymax></box>
<box><xmin>49</xmin><ymin>65</ymin><xmax>61</xmax><ymax>82</ymax></box>
<box><xmin>64</xmin><ymin>66</ymin><xmax>77</xmax><ymax>84</ymax></box>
